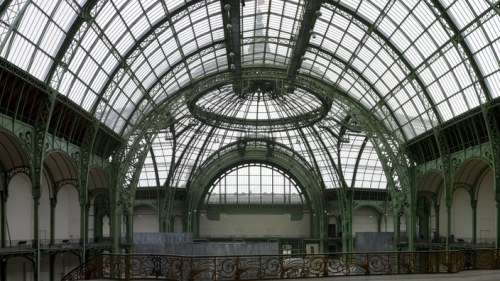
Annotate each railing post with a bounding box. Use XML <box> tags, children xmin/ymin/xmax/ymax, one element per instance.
<box><xmin>258</xmin><ymin>256</ymin><xmax>261</xmax><ymax>279</ymax></box>
<box><xmin>190</xmin><ymin>257</ymin><xmax>193</xmax><ymax>281</ymax></box>
<box><xmin>235</xmin><ymin>256</ymin><xmax>239</xmax><ymax>280</ymax></box>
<box><xmin>471</xmin><ymin>200</ymin><xmax>477</xmax><ymax>244</ymax></box>
<box><xmin>213</xmin><ymin>256</ymin><xmax>217</xmax><ymax>281</ymax></box>
<box><xmin>100</xmin><ymin>254</ymin><xmax>105</xmax><ymax>279</ymax></box>
<box><xmin>180</xmin><ymin>256</ymin><xmax>183</xmax><ymax>281</ymax></box>
<box><xmin>323</xmin><ymin>254</ymin><xmax>328</xmax><ymax>277</ymax></box>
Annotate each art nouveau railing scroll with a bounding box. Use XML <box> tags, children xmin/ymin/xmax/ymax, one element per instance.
<box><xmin>62</xmin><ymin>249</ymin><xmax>500</xmax><ymax>280</ymax></box>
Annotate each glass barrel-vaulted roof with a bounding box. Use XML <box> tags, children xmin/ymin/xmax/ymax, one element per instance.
<box><xmin>241</xmin><ymin>0</ymin><xmax>304</xmax><ymax>66</ymax></box>
<box><xmin>138</xmin><ymin>98</ymin><xmax>387</xmax><ymax>191</ymax></box>
<box><xmin>1</xmin><ymin>0</ymin><xmax>499</xmax><ymax>141</ymax></box>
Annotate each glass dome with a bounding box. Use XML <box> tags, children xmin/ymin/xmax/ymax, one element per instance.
<box><xmin>189</xmin><ymin>82</ymin><xmax>331</xmax><ymax>132</ymax></box>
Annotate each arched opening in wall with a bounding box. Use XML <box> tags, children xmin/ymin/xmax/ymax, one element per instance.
<box><xmin>88</xmin><ymin>167</ymin><xmax>109</xmax><ymax>241</ymax></box>
<box><xmin>451</xmin><ymin>187</ymin><xmax>472</xmax><ymax>239</ymax></box>
<box><xmin>6</xmin><ymin>173</ymin><xmax>33</xmax><ymax>240</ymax></box>
<box><xmin>352</xmin><ymin>206</ymin><xmax>380</xmax><ymax>235</ymax></box>
<box><xmin>0</xmin><ymin>130</ymin><xmax>31</xmax><ymax>177</ymax></box>
<box><xmin>55</xmin><ymin>185</ymin><xmax>80</xmax><ymax>240</ymax></box>
<box><xmin>452</xmin><ymin>158</ymin><xmax>491</xmax><ymax>243</ymax></box>
<box><xmin>0</xmin><ymin>130</ymin><xmax>31</xmax><ymax>241</ymax></box>
<box><xmin>198</xmin><ymin>163</ymin><xmax>312</xmax><ymax>238</ymax></box>
<box><xmin>327</xmin><ymin>215</ymin><xmax>338</xmax><ymax>253</ymax></box>
<box><xmin>327</xmin><ymin>216</ymin><xmax>337</xmax><ymax>238</ymax></box>
<box><xmin>476</xmin><ymin>168</ymin><xmax>494</xmax><ymax>244</ymax></box>
<box><xmin>92</xmin><ymin>194</ymin><xmax>110</xmax><ymax>239</ymax></box>
<box><xmin>44</xmin><ymin>151</ymin><xmax>79</xmax><ymax>241</ymax></box>
<box><xmin>417</xmin><ymin>170</ymin><xmax>443</xmax><ymax>241</ymax></box>
<box><xmin>102</xmin><ymin>215</ymin><xmax>110</xmax><ymax>237</ymax></box>
<box><xmin>133</xmin><ymin>205</ymin><xmax>159</xmax><ymax>233</ymax></box>
<box><xmin>173</xmin><ymin>216</ymin><xmax>183</xmax><ymax>233</ymax></box>
<box><xmin>416</xmin><ymin>196</ymin><xmax>431</xmax><ymax>241</ymax></box>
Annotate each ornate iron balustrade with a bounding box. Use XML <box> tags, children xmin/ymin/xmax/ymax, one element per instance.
<box><xmin>61</xmin><ymin>250</ymin><xmax>500</xmax><ymax>280</ymax></box>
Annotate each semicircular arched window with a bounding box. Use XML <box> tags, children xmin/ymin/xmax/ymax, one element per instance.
<box><xmin>205</xmin><ymin>163</ymin><xmax>306</xmax><ymax>205</ymax></box>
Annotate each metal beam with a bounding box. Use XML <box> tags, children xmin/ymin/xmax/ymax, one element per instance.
<box><xmin>221</xmin><ymin>0</ymin><xmax>233</xmax><ymax>71</ymax></box>
<box><xmin>324</xmin><ymin>0</ymin><xmax>442</xmax><ymax>126</ymax></box>
<box><xmin>45</xmin><ymin>0</ymin><xmax>100</xmax><ymax>88</ymax></box>
<box><xmin>424</xmin><ymin>0</ymin><xmax>492</xmax><ymax>103</ymax></box>
<box><xmin>308</xmin><ymin>45</ymin><xmax>406</xmax><ymax>142</ymax></box>
<box><xmin>149</xmin><ymin>147</ymin><xmax>161</xmax><ymax>187</ymax></box>
<box><xmin>120</xmin><ymin>40</ymin><xmax>226</xmax><ymax>135</ymax></box>
<box><xmin>288</xmin><ymin>0</ymin><xmax>321</xmax><ymax>79</ymax></box>
<box><xmin>0</xmin><ymin>0</ymin><xmax>31</xmax><ymax>56</ymax></box>
<box><xmin>50</xmin><ymin>0</ymin><xmax>209</xmax><ymax>124</ymax></box>
<box><xmin>130</xmin><ymin>66</ymin><xmax>392</xmax><ymax>140</ymax></box>
<box><xmin>229</xmin><ymin>0</ymin><xmax>241</xmax><ymax>92</ymax></box>
<box><xmin>351</xmin><ymin>137</ymin><xmax>369</xmax><ymax>188</ymax></box>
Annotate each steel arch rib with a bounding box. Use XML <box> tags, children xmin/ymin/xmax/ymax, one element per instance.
<box><xmin>424</xmin><ymin>0</ymin><xmax>493</xmax><ymax>103</ymax></box>
<box><xmin>44</xmin><ymin>0</ymin><xmax>101</xmax><ymax>86</ymax></box>
<box><xmin>308</xmin><ymin>45</ymin><xmax>407</xmax><ymax>142</ymax></box>
<box><xmin>323</xmin><ymin>0</ymin><xmax>442</xmax><ymax>125</ymax></box>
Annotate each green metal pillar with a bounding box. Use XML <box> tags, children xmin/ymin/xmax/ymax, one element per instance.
<box><xmin>49</xmin><ymin>254</ymin><xmax>55</xmax><ymax>281</ymax></box>
<box><xmin>110</xmin><ymin>211</ymin><xmax>121</xmax><ymax>253</ymax></box>
<box><xmin>50</xmin><ymin>198</ymin><xmax>56</xmax><ymax>245</ymax></box>
<box><xmin>384</xmin><ymin>213</ymin><xmax>387</xmax><ymax>232</ymax></box>
<box><xmin>80</xmin><ymin>203</ymin><xmax>87</xmax><ymax>261</ymax></box>
<box><xmin>471</xmin><ymin>200</ymin><xmax>477</xmax><ymax>244</ymax></box>
<box><xmin>482</xmin><ymin>106</ymin><xmax>500</xmax><ymax>248</ymax></box>
<box><xmin>341</xmin><ymin>217</ymin><xmax>352</xmax><ymax>253</ymax></box>
<box><xmin>94</xmin><ymin>214</ymin><xmax>103</xmax><ymax>239</ymax></box>
<box><xmin>159</xmin><ymin>211</ymin><xmax>167</xmax><ymax>233</ymax></box>
<box><xmin>378</xmin><ymin>216</ymin><xmax>382</xmax><ymax>232</ymax></box>
<box><xmin>193</xmin><ymin>211</ymin><xmax>198</xmax><ymax>238</ymax></box>
<box><xmin>1</xmin><ymin>190</ymin><xmax>6</xmax><ymax>249</ymax></box>
<box><xmin>446</xmin><ymin>204</ymin><xmax>452</xmax><ymax>250</ymax></box>
<box><xmin>125</xmin><ymin>212</ymin><xmax>134</xmax><ymax>253</ymax></box>
<box><xmin>393</xmin><ymin>214</ymin><xmax>400</xmax><ymax>249</ymax></box>
<box><xmin>319</xmin><ymin>213</ymin><xmax>328</xmax><ymax>253</ymax></box>
<box><xmin>84</xmin><ymin>203</ymin><xmax>90</xmax><ymax>261</ymax></box>
<box><xmin>407</xmin><ymin>211</ymin><xmax>416</xmax><ymax>251</ymax></box>
<box><xmin>34</xmin><ymin>197</ymin><xmax>41</xmax><ymax>281</ymax></box>
<box><xmin>496</xmin><ymin>199</ymin><xmax>500</xmax><ymax>248</ymax></box>
<box><xmin>310</xmin><ymin>212</ymin><xmax>314</xmax><ymax>239</ymax></box>
<box><xmin>434</xmin><ymin>205</ymin><xmax>440</xmax><ymax>242</ymax></box>
<box><xmin>417</xmin><ymin>197</ymin><xmax>430</xmax><ymax>241</ymax></box>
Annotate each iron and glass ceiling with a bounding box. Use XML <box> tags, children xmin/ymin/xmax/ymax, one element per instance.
<box><xmin>138</xmin><ymin>103</ymin><xmax>388</xmax><ymax>190</ymax></box>
<box><xmin>1</xmin><ymin>0</ymin><xmax>499</xmax><ymax>139</ymax></box>
<box><xmin>241</xmin><ymin>0</ymin><xmax>304</xmax><ymax>66</ymax></box>
<box><xmin>188</xmin><ymin>83</ymin><xmax>331</xmax><ymax>132</ymax></box>
<box><xmin>0</xmin><ymin>0</ymin><xmax>498</xmax><ymax>190</ymax></box>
